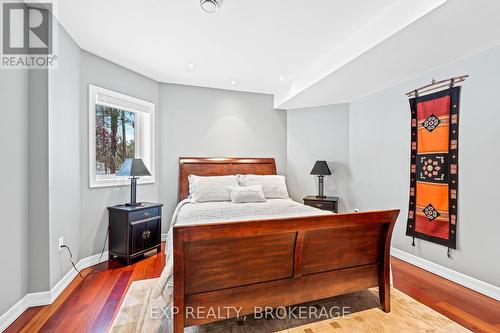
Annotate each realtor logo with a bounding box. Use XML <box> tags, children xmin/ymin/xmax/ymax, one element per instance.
<box><xmin>1</xmin><ymin>0</ymin><xmax>57</xmax><ymax>68</ymax></box>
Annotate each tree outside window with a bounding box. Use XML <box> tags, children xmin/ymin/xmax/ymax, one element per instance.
<box><xmin>95</xmin><ymin>105</ymin><xmax>136</xmax><ymax>175</ymax></box>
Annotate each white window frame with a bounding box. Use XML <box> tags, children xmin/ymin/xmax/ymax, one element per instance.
<box><xmin>88</xmin><ymin>85</ymin><xmax>155</xmax><ymax>188</ymax></box>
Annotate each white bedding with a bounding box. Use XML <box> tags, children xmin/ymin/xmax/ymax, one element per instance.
<box><xmin>152</xmin><ymin>198</ymin><xmax>333</xmax><ymax>314</ymax></box>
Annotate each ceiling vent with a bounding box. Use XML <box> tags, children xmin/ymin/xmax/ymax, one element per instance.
<box><xmin>199</xmin><ymin>0</ymin><xmax>223</xmax><ymax>13</ymax></box>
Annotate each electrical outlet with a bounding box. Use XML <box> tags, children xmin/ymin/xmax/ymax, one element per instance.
<box><xmin>58</xmin><ymin>237</ymin><xmax>64</xmax><ymax>252</ymax></box>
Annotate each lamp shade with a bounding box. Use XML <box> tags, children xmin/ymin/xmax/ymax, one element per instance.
<box><xmin>310</xmin><ymin>160</ymin><xmax>331</xmax><ymax>176</ymax></box>
<box><xmin>116</xmin><ymin>158</ymin><xmax>151</xmax><ymax>177</ymax></box>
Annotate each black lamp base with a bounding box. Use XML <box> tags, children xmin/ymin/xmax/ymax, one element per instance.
<box><xmin>126</xmin><ymin>177</ymin><xmax>141</xmax><ymax>207</ymax></box>
<box><xmin>316</xmin><ymin>175</ymin><xmax>326</xmax><ymax>198</ymax></box>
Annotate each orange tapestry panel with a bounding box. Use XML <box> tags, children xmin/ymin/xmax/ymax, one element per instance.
<box><xmin>407</xmin><ymin>87</ymin><xmax>460</xmax><ymax>250</ymax></box>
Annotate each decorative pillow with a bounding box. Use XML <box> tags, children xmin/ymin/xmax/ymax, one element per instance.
<box><xmin>188</xmin><ymin>175</ymin><xmax>238</xmax><ymax>202</ymax></box>
<box><xmin>228</xmin><ymin>185</ymin><xmax>267</xmax><ymax>203</ymax></box>
<box><xmin>238</xmin><ymin>175</ymin><xmax>289</xmax><ymax>199</ymax></box>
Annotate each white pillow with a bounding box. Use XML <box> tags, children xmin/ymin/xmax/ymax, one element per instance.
<box><xmin>228</xmin><ymin>185</ymin><xmax>267</xmax><ymax>203</ymax></box>
<box><xmin>238</xmin><ymin>175</ymin><xmax>289</xmax><ymax>199</ymax></box>
<box><xmin>188</xmin><ymin>175</ymin><xmax>238</xmax><ymax>202</ymax></box>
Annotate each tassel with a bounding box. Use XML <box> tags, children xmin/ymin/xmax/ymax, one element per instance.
<box><xmin>447</xmin><ymin>247</ymin><xmax>451</xmax><ymax>258</ymax></box>
<box><xmin>412</xmin><ymin>237</ymin><xmax>415</xmax><ymax>247</ymax></box>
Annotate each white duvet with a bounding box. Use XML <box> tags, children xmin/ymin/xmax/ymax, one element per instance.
<box><xmin>152</xmin><ymin>198</ymin><xmax>333</xmax><ymax>310</ymax></box>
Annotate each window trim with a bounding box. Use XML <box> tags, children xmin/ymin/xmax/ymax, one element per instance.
<box><xmin>88</xmin><ymin>84</ymin><xmax>155</xmax><ymax>188</ymax></box>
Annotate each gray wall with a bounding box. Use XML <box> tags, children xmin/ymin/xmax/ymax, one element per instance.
<box><xmin>28</xmin><ymin>67</ymin><xmax>50</xmax><ymax>293</ymax></box>
<box><xmin>0</xmin><ymin>70</ymin><xmax>29</xmax><ymax>314</ymax></box>
<box><xmin>48</xmin><ymin>25</ymin><xmax>82</xmax><ymax>288</ymax></box>
<box><xmin>79</xmin><ymin>51</ymin><xmax>160</xmax><ymax>257</ymax></box>
<box><xmin>348</xmin><ymin>46</ymin><xmax>500</xmax><ymax>287</ymax></box>
<box><xmin>286</xmin><ymin>104</ymin><xmax>351</xmax><ymax>212</ymax></box>
<box><xmin>159</xmin><ymin>84</ymin><xmax>287</xmax><ymax>231</ymax></box>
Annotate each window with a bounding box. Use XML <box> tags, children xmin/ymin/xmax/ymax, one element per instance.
<box><xmin>89</xmin><ymin>85</ymin><xmax>155</xmax><ymax>188</ymax></box>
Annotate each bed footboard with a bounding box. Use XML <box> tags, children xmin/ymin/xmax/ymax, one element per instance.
<box><xmin>173</xmin><ymin>210</ymin><xmax>399</xmax><ymax>332</ymax></box>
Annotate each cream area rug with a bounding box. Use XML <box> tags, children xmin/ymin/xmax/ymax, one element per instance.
<box><xmin>110</xmin><ymin>278</ymin><xmax>469</xmax><ymax>333</ymax></box>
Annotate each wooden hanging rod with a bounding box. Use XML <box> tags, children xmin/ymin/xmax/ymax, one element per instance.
<box><xmin>406</xmin><ymin>75</ymin><xmax>469</xmax><ymax>97</ymax></box>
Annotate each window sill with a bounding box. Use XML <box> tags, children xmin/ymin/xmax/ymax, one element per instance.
<box><xmin>89</xmin><ymin>176</ymin><xmax>155</xmax><ymax>189</ymax></box>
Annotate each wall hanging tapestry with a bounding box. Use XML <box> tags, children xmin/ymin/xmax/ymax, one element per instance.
<box><xmin>406</xmin><ymin>81</ymin><xmax>463</xmax><ymax>252</ymax></box>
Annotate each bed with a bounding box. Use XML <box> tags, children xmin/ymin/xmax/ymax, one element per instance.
<box><xmin>155</xmin><ymin>157</ymin><xmax>399</xmax><ymax>333</ymax></box>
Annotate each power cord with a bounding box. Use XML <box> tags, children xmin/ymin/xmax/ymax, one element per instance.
<box><xmin>61</xmin><ymin>228</ymin><xmax>109</xmax><ymax>280</ymax></box>
<box><xmin>61</xmin><ymin>244</ymin><xmax>85</xmax><ymax>278</ymax></box>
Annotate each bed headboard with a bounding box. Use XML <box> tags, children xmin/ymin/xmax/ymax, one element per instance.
<box><xmin>178</xmin><ymin>157</ymin><xmax>277</xmax><ymax>202</ymax></box>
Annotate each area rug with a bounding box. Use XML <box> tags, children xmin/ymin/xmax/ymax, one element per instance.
<box><xmin>109</xmin><ymin>278</ymin><xmax>468</xmax><ymax>332</ymax></box>
<box><xmin>406</xmin><ymin>87</ymin><xmax>461</xmax><ymax>250</ymax></box>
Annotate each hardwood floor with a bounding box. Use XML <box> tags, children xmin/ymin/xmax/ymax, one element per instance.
<box><xmin>5</xmin><ymin>244</ymin><xmax>165</xmax><ymax>333</ymax></box>
<box><xmin>391</xmin><ymin>257</ymin><xmax>500</xmax><ymax>333</ymax></box>
<box><xmin>5</xmin><ymin>244</ymin><xmax>500</xmax><ymax>332</ymax></box>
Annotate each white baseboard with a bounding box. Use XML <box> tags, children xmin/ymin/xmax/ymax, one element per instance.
<box><xmin>161</xmin><ymin>233</ymin><xmax>167</xmax><ymax>241</ymax></box>
<box><xmin>391</xmin><ymin>247</ymin><xmax>499</xmax><ymax>301</ymax></box>
<box><xmin>0</xmin><ymin>251</ymin><xmax>108</xmax><ymax>332</ymax></box>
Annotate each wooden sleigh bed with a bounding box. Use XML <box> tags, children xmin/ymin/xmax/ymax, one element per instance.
<box><xmin>173</xmin><ymin>157</ymin><xmax>399</xmax><ymax>332</ymax></box>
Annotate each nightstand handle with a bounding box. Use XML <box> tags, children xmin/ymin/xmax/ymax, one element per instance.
<box><xmin>142</xmin><ymin>230</ymin><xmax>151</xmax><ymax>240</ymax></box>
<box><xmin>143</xmin><ymin>212</ymin><xmax>150</xmax><ymax>218</ymax></box>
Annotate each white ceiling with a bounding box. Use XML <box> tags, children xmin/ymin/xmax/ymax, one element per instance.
<box><xmin>278</xmin><ymin>0</ymin><xmax>500</xmax><ymax>109</ymax></box>
<box><xmin>55</xmin><ymin>0</ymin><xmax>500</xmax><ymax>109</ymax></box>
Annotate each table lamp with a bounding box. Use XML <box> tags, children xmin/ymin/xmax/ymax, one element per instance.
<box><xmin>310</xmin><ymin>160</ymin><xmax>331</xmax><ymax>198</ymax></box>
<box><xmin>116</xmin><ymin>158</ymin><xmax>151</xmax><ymax>206</ymax></box>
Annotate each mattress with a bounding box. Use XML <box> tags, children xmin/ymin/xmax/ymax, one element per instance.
<box><xmin>152</xmin><ymin>199</ymin><xmax>333</xmax><ymax>316</ymax></box>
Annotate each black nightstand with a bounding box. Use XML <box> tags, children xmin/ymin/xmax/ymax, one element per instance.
<box><xmin>303</xmin><ymin>195</ymin><xmax>339</xmax><ymax>213</ymax></box>
<box><xmin>107</xmin><ymin>202</ymin><xmax>163</xmax><ymax>265</ymax></box>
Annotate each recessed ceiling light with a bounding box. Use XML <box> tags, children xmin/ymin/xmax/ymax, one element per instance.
<box><xmin>230</xmin><ymin>80</ymin><xmax>236</xmax><ymax>85</ymax></box>
<box><xmin>279</xmin><ymin>76</ymin><xmax>285</xmax><ymax>81</ymax></box>
<box><xmin>199</xmin><ymin>0</ymin><xmax>223</xmax><ymax>13</ymax></box>
<box><xmin>188</xmin><ymin>63</ymin><xmax>195</xmax><ymax>69</ymax></box>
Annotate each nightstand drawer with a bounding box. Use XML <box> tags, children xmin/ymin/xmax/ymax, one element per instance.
<box><xmin>307</xmin><ymin>201</ymin><xmax>333</xmax><ymax>211</ymax></box>
<box><xmin>129</xmin><ymin>207</ymin><xmax>160</xmax><ymax>222</ymax></box>
<box><xmin>303</xmin><ymin>196</ymin><xmax>338</xmax><ymax>213</ymax></box>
